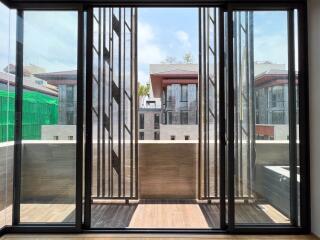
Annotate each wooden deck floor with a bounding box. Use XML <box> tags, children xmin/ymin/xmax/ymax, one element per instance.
<box><xmin>0</xmin><ymin>201</ymin><xmax>289</xmax><ymax>228</ymax></box>
<box><xmin>90</xmin><ymin>200</ymin><xmax>289</xmax><ymax>228</ymax></box>
<box><xmin>1</xmin><ymin>234</ymin><xmax>318</xmax><ymax>240</ymax></box>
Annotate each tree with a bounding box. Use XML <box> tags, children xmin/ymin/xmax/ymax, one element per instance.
<box><xmin>138</xmin><ymin>83</ymin><xmax>150</xmax><ymax>107</ymax></box>
<box><xmin>183</xmin><ymin>52</ymin><xmax>193</xmax><ymax>64</ymax></box>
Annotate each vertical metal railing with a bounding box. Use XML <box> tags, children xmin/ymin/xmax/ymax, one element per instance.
<box><xmin>91</xmin><ymin>7</ymin><xmax>137</xmax><ymax>200</ymax></box>
<box><xmin>199</xmin><ymin>7</ymin><xmax>223</xmax><ymax>199</ymax></box>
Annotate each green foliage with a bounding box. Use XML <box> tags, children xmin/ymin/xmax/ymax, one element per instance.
<box><xmin>183</xmin><ymin>52</ymin><xmax>194</xmax><ymax>64</ymax></box>
<box><xmin>138</xmin><ymin>83</ymin><xmax>150</xmax><ymax>97</ymax></box>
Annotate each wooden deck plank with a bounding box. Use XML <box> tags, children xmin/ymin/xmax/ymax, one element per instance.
<box><xmin>129</xmin><ymin>203</ymin><xmax>208</xmax><ymax>228</ymax></box>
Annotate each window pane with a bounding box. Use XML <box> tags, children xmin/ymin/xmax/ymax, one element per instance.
<box><xmin>19</xmin><ymin>11</ymin><xmax>78</xmax><ymax>224</ymax></box>
<box><xmin>233</xmin><ymin>11</ymin><xmax>296</xmax><ymax>225</ymax></box>
<box><xmin>181</xmin><ymin>111</ymin><xmax>188</xmax><ymax>124</ymax></box>
<box><xmin>181</xmin><ymin>85</ymin><xmax>188</xmax><ymax>102</ymax></box>
<box><xmin>154</xmin><ymin>131</ymin><xmax>160</xmax><ymax>140</ymax></box>
<box><xmin>154</xmin><ymin>113</ymin><xmax>160</xmax><ymax>129</ymax></box>
<box><xmin>139</xmin><ymin>113</ymin><xmax>144</xmax><ymax>129</ymax></box>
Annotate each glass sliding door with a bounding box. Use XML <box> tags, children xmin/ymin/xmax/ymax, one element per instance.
<box><xmin>16</xmin><ymin>10</ymin><xmax>78</xmax><ymax>224</ymax></box>
<box><xmin>231</xmin><ymin>10</ymin><xmax>300</xmax><ymax>226</ymax></box>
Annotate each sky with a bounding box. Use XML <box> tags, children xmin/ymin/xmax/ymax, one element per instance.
<box><xmin>0</xmin><ymin>4</ymin><xmax>290</xmax><ymax>84</ymax></box>
<box><xmin>137</xmin><ymin>8</ymin><xmax>198</xmax><ymax>84</ymax></box>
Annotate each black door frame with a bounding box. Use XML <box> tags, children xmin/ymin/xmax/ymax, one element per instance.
<box><xmin>1</xmin><ymin>0</ymin><xmax>309</xmax><ymax>235</ymax></box>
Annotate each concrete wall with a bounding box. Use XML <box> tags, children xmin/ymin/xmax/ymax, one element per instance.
<box><xmin>308</xmin><ymin>0</ymin><xmax>320</xmax><ymax>236</ymax></box>
<box><xmin>139</xmin><ymin>141</ymin><xmax>197</xmax><ymax>199</ymax></box>
<box><xmin>1</xmin><ymin>140</ymin><xmax>288</xmax><ymax>202</ymax></box>
<box><xmin>0</xmin><ymin>142</ymin><xmax>14</xmax><ymax>228</ymax></box>
<box><xmin>0</xmin><ymin>142</ymin><xmax>13</xmax><ymax>210</ymax></box>
<box><xmin>20</xmin><ymin>141</ymin><xmax>76</xmax><ymax>203</ymax></box>
<box><xmin>255</xmin><ymin>165</ymin><xmax>292</xmax><ymax>217</ymax></box>
<box><xmin>255</xmin><ymin>140</ymin><xmax>289</xmax><ymax>165</ymax></box>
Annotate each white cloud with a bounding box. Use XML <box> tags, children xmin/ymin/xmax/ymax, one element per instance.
<box><xmin>175</xmin><ymin>30</ymin><xmax>191</xmax><ymax>48</ymax></box>
<box><xmin>138</xmin><ymin>21</ymin><xmax>154</xmax><ymax>45</ymax></box>
<box><xmin>138</xmin><ymin>21</ymin><xmax>166</xmax><ymax>65</ymax></box>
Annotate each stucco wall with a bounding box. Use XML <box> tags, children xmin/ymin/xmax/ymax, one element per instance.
<box><xmin>308</xmin><ymin>0</ymin><xmax>320</xmax><ymax>236</ymax></box>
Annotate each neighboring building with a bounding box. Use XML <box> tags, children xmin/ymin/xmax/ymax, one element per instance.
<box><xmin>4</xmin><ymin>63</ymin><xmax>46</xmax><ymax>77</ymax></box>
<box><xmin>254</xmin><ymin>61</ymin><xmax>286</xmax><ymax>76</ymax></box>
<box><xmin>0</xmin><ymin>70</ymin><xmax>58</xmax><ymax>96</ymax></box>
<box><xmin>0</xmin><ymin>65</ymin><xmax>77</xmax><ymax>141</ymax></box>
<box><xmin>34</xmin><ymin>70</ymin><xmax>77</xmax><ymax>125</ymax></box>
<box><xmin>0</xmin><ymin>71</ymin><xmax>58</xmax><ymax>142</ymax></box>
<box><xmin>254</xmin><ymin>69</ymin><xmax>296</xmax><ymax>140</ymax></box>
<box><xmin>139</xmin><ymin>62</ymin><xmax>288</xmax><ymax>141</ymax></box>
<box><xmin>139</xmin><ymin>64</ymin><xmax>198</xmax><ymax>140</ymax></box>
<box><xmin>138</xmin><ymin>108</ymin><xmax>161</xmax><ymax>140</ymax></box>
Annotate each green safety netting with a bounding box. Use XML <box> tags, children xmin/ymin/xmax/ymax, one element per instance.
<box><xmin>0</xmin><ymin>90</ymin><xmax>58</xmax><ymax>142</ymax></box>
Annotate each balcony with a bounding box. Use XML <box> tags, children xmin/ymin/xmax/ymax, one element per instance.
<box><xmin>0</xmin><ymin>140</ymin><xmax>292</xmax><ymax>228</ymax></box>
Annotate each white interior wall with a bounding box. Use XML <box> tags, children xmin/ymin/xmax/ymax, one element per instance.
<box><xmin>308</xmin><ymin>0</ymin><xmax>320</xmax><ymax>236</ymax></box>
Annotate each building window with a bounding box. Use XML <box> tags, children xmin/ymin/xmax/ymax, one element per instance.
<box><xmin>271</xmin><ymin>110</ymin><xmax>285</xmax><ymax>124</ymax></box>
<box><xmin>154</xmin><ymin>132</ymin><xmax>160</xmax><ymax>140</ymax></box>
<box><xmin>53</xmin><ymin>136</ymin><xmax>59</xmax><ymax>140</ymax></box>
<box><xmin>167</xmin><ymin>111</ymin><xmax>173</xmax><ymax>124</ymax></box>
<box><xmin>181</xmin><ymin>111</ymin><xmax>188</xmax><ymax>124</ymax></box>
<box><xmin>66</xmin><ymin>111</ymin><xmax>74</xmax><ymax>125</ymax></box>
<box><xmin>170</xmin><ymin>135</ymin><xmax>175</xmax><ymax>140</ymax></box>
<box><xmin>270</xmin><ymin>86</ymin><xmax>285</xmax><ymax>108</ymax></box>
<box><xmin>166</xmin><ymin>85</ymin><xmax>173</xmax><ymax>102</ymax></box>
<box><xmin>68</xmin><ymin>136</ymin><xmax>73</xmax><ymax>140</ymax></box>
<box><xmin>181</xmin><ymin>85</ymin><xmax>188</xmax><ymax>102</ymax></box>
<box><xmin>66</xmin><ymin>85</ymin><xmax>74</xmax><ymax>106</ymax></box>
<box><xmin>154</xmin><ymin>113</ymin><xmax>160</xmax><ymax>129</ymax></box>
<box><xmin>185</xmin><ymin>135</ymin><xmax>190</xmax><ymax>140</ymax></box>
<box><xmin>139</xmin><ymin>113</ymin><xmax>144</xmax><ymax>129</ymax></box>
<box><xmin>139</xmin><ymin>132</ymin><xmax>144</xmax><ymax>140</ymax></box>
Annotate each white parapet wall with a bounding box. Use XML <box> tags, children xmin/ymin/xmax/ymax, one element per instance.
<box><xmin>41</xmin><ymin>125</ymin><xmax>76</xmax><ymax>140</ymax></box>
